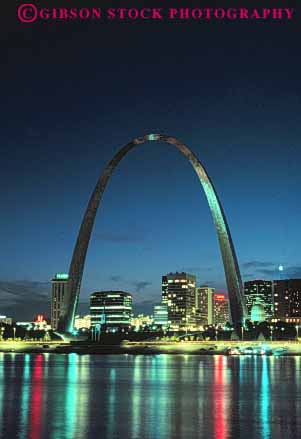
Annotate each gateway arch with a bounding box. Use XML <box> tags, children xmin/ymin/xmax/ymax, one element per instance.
<box><xmin>60</xmin><ymin>134</ymin><xmax>247</xmax><ymax>333</ymax></box>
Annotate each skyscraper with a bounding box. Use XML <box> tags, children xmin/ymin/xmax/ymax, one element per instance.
<box><xmin>273</xmin><ymin>279</ymin><xmax>301</xmax><ymax>320</ymax></box>
<box><xmin>214</xmin><ymin>293</ymin><xmax>230</xmax><ymax>326</ymax></box>
<box><xmin>51</xmin><ymin>273</ymin><xmax>69</xmax><ymax>330</ymax></box>
<box><xmin>162</xmin><ymin>272</ymin><xmax>196</xmax><ymax>330</ymax></box>
<box><xmin>244</xmin><ymin>280</ymin><xmax>274</xmax><ymax>320</ymax></box>
<box><xmin>90</xmin><ymin>291</ymin><xmax>132</xmax><ymax>332</ymax></box>
<box><xmin>195</xmin><ymin>285</ymin><xmax>215</xmax><ymax>325</ymax></box>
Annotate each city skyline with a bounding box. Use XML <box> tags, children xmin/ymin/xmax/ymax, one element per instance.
<box><xmin>2</xmin><ymin>3</ymin><xmax>301</xmax><ymax>439</ymax></box>
<box><xmin>2</xmin><ymin>11</ymin><xmax>301</xmax><ymax>321</ymax></box>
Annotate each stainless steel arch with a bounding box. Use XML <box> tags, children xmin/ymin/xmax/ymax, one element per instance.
<box><xmin>60</xmin><ymin>134</ymin><xmax>247</xmax><ymax>333</ymax></box>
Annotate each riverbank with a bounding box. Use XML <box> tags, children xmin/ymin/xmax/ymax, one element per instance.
<box><xmin>0</xmin><ymin>340</ymin><xmax>300</xmax><ymax>355</ymax></box>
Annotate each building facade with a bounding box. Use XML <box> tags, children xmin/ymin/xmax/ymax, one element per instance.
<box><xmin>131</xmin><ymin>314</ymin><xmax>153</xmax><ymax>331</ymax></box>
<box><xmin>273</xmin><ymin>279</ymin><xmax>301</xmax><ymax>320</ymax></box>
<box><xmin>244</xmin><ymin>280</ymin><xmax>274</xmax><ymax>320</ymax></box>
<box><xmin>162</xmin><ymin>272</ymin><xmax>196</xmax><ymax>330</ymax></box>
<box><xmin>74</xmin><ymin>315</ymin><xmax>91</xmax><ymax>330</ymax></box>
<box><xmin>0</xmin><ymin>316</ymin><xmax>12</xmax><ymax>326</ymax></box>
<box><xmin>51</xmin><ymin>273</ymin><xmax>69</xmax><ymax>330</ymax></box>
<box><xmin>196</xmin><ymin>285</ymin><xmax>215</xmax><ymax>326</ymax></box>
<box><xmin>90</xmin><ymin>291</ymin><xmax>132</xmax><ymax>332</ymax></box>
<box><xmin>153</xmin><ymin>304</ymin><xmax>168</xmax><ymax>329</ymax></box>
<box><xmin>214</xmin><ymin>293</ymin><xmax>230</xmax><ymax>326</ymax></box>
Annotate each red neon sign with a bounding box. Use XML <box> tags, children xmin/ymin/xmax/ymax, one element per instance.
<box><xmin>215</xmin><ymin>294</ymin><xmax>226</xmax><ymax>301</ymax></box>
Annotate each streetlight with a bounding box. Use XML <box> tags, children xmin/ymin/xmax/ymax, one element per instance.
<box><xmin>296</xmin><ymin>325</ymin><xmax>299</xmax><ymax>340</ymax></box>
<box><xmin>270</xmin><ymin>325</ymin><xmax>274</xmax><ymax>341</ymax></box>
<box><xmin>13</xmin><ymin>327</ymin><xmax>16</xmax><ymax>340</ymax></box>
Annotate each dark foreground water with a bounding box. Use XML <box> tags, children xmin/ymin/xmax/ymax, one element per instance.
<box><xmin>0</xmin><ymin>353</ymin><xmax>300</xmax><ymax>439</ymax></box>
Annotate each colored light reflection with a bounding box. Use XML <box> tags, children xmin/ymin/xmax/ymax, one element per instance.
<box><xmin>213</xmin><ymin>356</ymin><xmax>229</xmax><ymax>439</ymax></box>
<box><xmin>260</xmin><ymin>357</ymin><xmax>270</xmax><ymax>439</ymax></box>
<box><xmin>30</xmin><ymin>354</ymin><xmax>43</xmax><ymax>439</ymax></box>
<box><xmin>107</xmin><ymin>368</ymin><xmax>116</xmax><ymax>438</ymax></box>
<box><xmin>150</xmin><ymin>356</ymin><xmax>171</xmax><ymax>439</ymax></box>
<box><xmin>20</xmin><ymin>355</ymin><xmax>30</xmax><ymax>439</ymax></box>
<box><xmin>131</xmin><ymin>356</ymin><xmax>142</xmax><ymax>438</ymax></box>
<box><xmin>65</xmin><ymin>353</ymin><xmax>78</xmax><ymax>439</ymax></box>
<box><xmin>74</xmin><ymin>356</ymin><xmax>90</xmax><ymax>437</ymax></box>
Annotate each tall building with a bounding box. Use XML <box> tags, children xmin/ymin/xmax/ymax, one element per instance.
<box><xmin>153</xmin><ymin>304</ymin><xmax>168</xmax><ymax>329</ymax></box>
<box><xmin>51</xmin><ymin>273</ymin><xmax>69</xmax><ymax>330</ymax></box>
<box><xmin>195</xmin><ymin>285</ymin><xmax>215</xmax><ymax>325</ymax></box>
<box><xmin>244</xmin><ymin>280</ymin><xmax>274</xmax><ymax>320</ymax></box>
<box><xmin>273</xmin><ymin>279</ymin><xmax>301</xmax><ymax>320</ymax></box>
<box><xmin>90</xmin><ymin>291</ymin><xmax>132</xmax><ymax>332</ymax></box>
<box><xmin>214</xmin><ymin>293</ymin><xmax>230</xmax><ymax>326</ymax></box>
<box><xmin>162</xmin><ymin>272</ymin><xmax>196</xmax><ymax>330</ymax></box>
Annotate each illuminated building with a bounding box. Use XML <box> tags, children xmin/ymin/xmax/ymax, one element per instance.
<box><xmin>33</xmin><ymin>314</ymin><xmax>50</xmax><ymax>330</ymax></box>
<box><xmin>273</xmin><ymin>279</ymin><xmax>301</xmax><ymax>319</ymax></box>
<box><xmin>162</xmin><ymin>272</ymin><xmax>196</xmax><ymax>330</ymax></box>
<box><xmin>51</xmin><ymin>273</ymin><xmax>69</xmax><ymax>330</ymax></box>
<box><xmin>131</xmin><ymin>314</ymin><xmax>153</xmax><ymax>331</ymax></box>
<box><xmin>16</xmin><ymin>315</ymin><xmax>51</xmax><ymax>331</ymax></box>
<box><xmin>153</xmin><ymin>304</ymin><xmax>168</xmax><ymax>328</ymax></box>
<box><xmin>61</xmin><ymin>134</ymin><xmax>247</xmax><ymax>333</ymax></box>
<box><xmin>271</xmin><ymin>316</ymin><xmax>301</xmax><ymax>325</ymax></box>
<box><xmin>74</xmin><ymin>315</ymin><xmax>91</xmax><ymax>330</ymax></box>
<box><xmin>244</xmin><ymin>280</ymin><xmax>274</xmax><ymax>320</ymax></box>
<box><xmin>90</xmin><ymin>291</ymin><xmax>132</xmax><ymax>332</ymax></box>
<box><xmin>250</xmin><ymin>299</ymin><xmax>266</xmax><ymax>322</ymax></box>
<box><xmin>0</xmin><ymin>315</ymin><xmax>12</xmax><ymax>325</ymax></box>
<box><xmin>214</xmin><ymin>294</ymin><xmax>229</xmax><ymax>326</ymax></box>
<box><xmin>196</xmin><ymin>286</ymin><xmax>215</xmax><ymax>325</ymax></box>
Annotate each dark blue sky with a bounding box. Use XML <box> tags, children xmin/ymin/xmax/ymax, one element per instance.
<box><xmin>1</xmin><ymin>1</ymin><xmax>301</xmax><ymax>319</ymax></box>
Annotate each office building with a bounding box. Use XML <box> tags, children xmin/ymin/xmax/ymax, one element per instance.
<box><xmin>244</xmin><ymin>280</ymin><xmax>274</xmax><ymax>320</ymax></box>
<box><xmin>74</xmin><ymin>315</ymin><xmax>91</xmax><ymax>330</ymax></box>
<box><xmin>131</xmin><ymin>314</ymin><xmax>153</xmax><ymax>331</ymax></box>
<box><xmin>51</xmin><ymin>273</ymin><xmax>69</xmax><ymax>330</ymax></box>
<box><xmin>90</xmin><ymin>291</ymin><xmax>132</xmax><ymax>332</ymax></box>
<box><xmin>196</xmin><ymin>285</ymin><xmax>215</xmax><ymax>325</ymax></box>
<box><xmin>273</xmin><ymin>279</ymin><xmax>301</xmax><ymax>319</ymax></box>
<box><xmin>162</xmin><ymin>272</ymin><xmax>196</xmax><ymax>330</ymax></box>
<box><xmin>153</xmin><ymin>304</ymin><xmax>168</xmax><ymax>328</ymax></box>
<box><xmin>214</xmin><ymin>293</ymin><xmax>230</xmax><ymax>326</ymax></box>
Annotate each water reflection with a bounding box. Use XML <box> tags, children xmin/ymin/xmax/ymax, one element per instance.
<box><xmin>213</xmin><ymin>356</ymin><xmax>230</xmax><ymax>439</ymax></box>
<box><xmin>260</xmin><ymin>357</ymin><xmax>270</xmax><ymax>439</ymax></box>
<box><xmin>0</xmin><ymin>354</ymin><xmax>300</xmax><ymax>439</ymax></box>
<box><xmin>30</xmin><ymin>354</ymin><xmax>43</xmax><ymax>439</ymax></box>
<box><xmin>65</xmin><ymin>353</ymin><xmax>78</xmax><ymax>439</ymax></box>
<box><xmin>19</xmin><ymin>354</ymin><xmax>30</xmax><ymax>439</ymax></box>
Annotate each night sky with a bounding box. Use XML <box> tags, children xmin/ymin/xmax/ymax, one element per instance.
<box><xmin>2</xmin><ymin>1</ymin><xmax>301</xmax><ymax>319</ymax></box>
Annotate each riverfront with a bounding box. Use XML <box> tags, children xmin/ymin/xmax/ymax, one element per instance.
<box><xmin>0</xmin><ymin>340</ymin><xmax>300</xmax><ymax>356</ymax></box>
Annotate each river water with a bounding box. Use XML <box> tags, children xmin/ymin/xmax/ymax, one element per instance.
<box><xmin>0</xmin><ymin>353</ymin><xmax>300</xmax><ymax>439</ymax></box>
